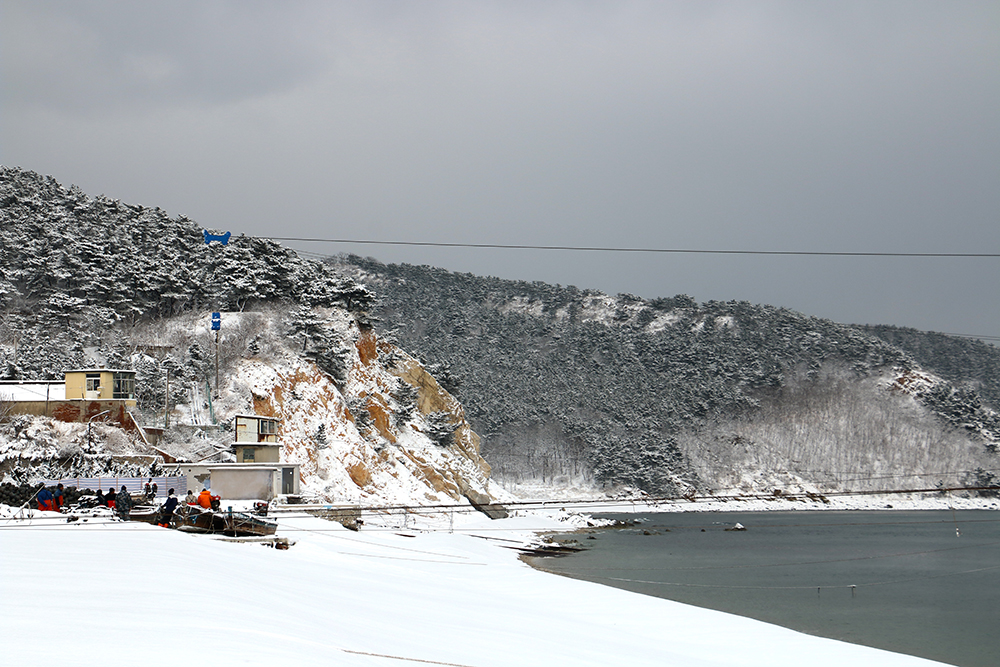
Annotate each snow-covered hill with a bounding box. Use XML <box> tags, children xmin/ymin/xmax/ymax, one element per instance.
<box><xmin>334</xmin><ymin>255</ymin><xmax>1000</xmax><ymax>496</ymax></box>
<box><xmin>1</xmin><ymin>304</ymin><xmax>505</xmax><ymax>507</ymax></box>
<box><xmin>224</xmin><ymin>312</ymin><xmax>502</xmax><ymax>505</ymax></box>
<box><xmin>0</xmin><ymin>167</ymin><xmax>507</xmax><ymax>506</ymax></box>
<box><xmin>2</xmin><ymin>166</ymin><xmax>997</xmax><ymax>501</ymax></box>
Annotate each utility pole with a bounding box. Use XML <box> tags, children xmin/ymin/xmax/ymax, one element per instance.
<box><xmin>164</xmin><ymin>368</ymin><xmax>170</xmax><ymax>429</ymax></box>
<box><xmin>212</xmin><ymin>312</ymin><xmax>221</xmax><ymax>394</ymax></box>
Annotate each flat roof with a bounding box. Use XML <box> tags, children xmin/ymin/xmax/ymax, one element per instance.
<box><xmin>0</xmin><ymin>380</ymin><xmax>63</xmax><ymax>384</ymax></box>
<box><xmin>233</xmin><ymin>413</ymin><xmax>281</xmax><ymax>421</ymax></box>
<box><xmin>64</xmin><ymin>369</ymin><xmax>137</xmax><ymax>374</ymax></box>
<box><xmin>207</xmin><ymin>463</ymin><xmax>301</xmax><ymax>470</ymax></box>
<box><xmin>0</xmin><ymin>382</ymin><xmax>66</xmax><ymax>401</ymax></box>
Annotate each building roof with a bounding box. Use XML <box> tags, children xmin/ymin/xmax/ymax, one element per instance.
<box><xmin>64</xmin><ymin>369</ymin><xmax>137</xmax><ymax>375</ymax></box>
<box><xmin>233</xmin><ymin>413</ymin><xmax>281</xmax><ymax>421</ymax></box>
<box><xmin>0</xmin><ymin>382</ymin><xmax>66</xmax><ymax>401</ymax></box>
<box><xmin>207</xmin><ymin>463</ymin><xmax>301</xmax><ymax>471</ymax></box>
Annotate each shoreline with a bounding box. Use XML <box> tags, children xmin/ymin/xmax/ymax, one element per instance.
<box><xmin>1</xmin><ymin>503</ymin><xmax>962</xmax><ymax>665</ymax></box>
<box><xmin>508</xmin><ymin>492</ymin><xmax>999</xmax><ymax>523</ymax></box>
<box><xmin>519</xmin><ymin>505</ymin><xmax>997</xmax><ymax>667</ymax></box>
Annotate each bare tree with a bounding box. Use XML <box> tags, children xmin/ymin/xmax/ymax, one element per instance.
<box><xmin>677</xmin><ymin>370</ymin><xmax>996</xmax><ymax>494</ymax></box>
<box><xmin>0</xmin><ymin>391</ymin><xmax>14</xmax><ymax>424</ymax></box>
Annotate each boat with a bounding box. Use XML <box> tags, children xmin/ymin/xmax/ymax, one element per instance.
<box><xmin>174</xmin><ymin>505</ymin><xmax>228</xmax><ymax>533</ymax></box>
<box><xmin>123</xmin><ymin>503</ymin><xmax>276</xmax><ymax>536</ymax></box>
<box><xmin>173</xmin><ymin>504</ymin><xmax>277</xmax><ymax>537</ymax></box>
<box><xmin>127</xmin><ymin>505</ymin><xmax>164</xmax><ymax>525</ymax></box>
<box><xmin>223</xmin><ymin>510</ymin><xmax>278</xmax><ymax>537</ymax></box>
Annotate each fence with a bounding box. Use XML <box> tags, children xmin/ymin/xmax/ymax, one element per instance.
<box><xmin>40</xmin><ymin>476</ymin><xmax>188</xmax><ymax>499</ymax></box>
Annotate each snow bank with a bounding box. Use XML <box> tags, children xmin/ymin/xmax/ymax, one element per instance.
<box><xmin>501</xmin><ymin>491</ymin><xmax>1000</xmax><ymax>514</ymax></box>
<box><xmin>0</xmin><ymin>509</ymin><xmax>947</xmax><ymax>666</ymax></box>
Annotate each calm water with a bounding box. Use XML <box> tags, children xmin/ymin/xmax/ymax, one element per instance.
<box><xmin>529</xmin><ymin>511</ymin><xmax>1000</xmax><ymax>666</ymax></box>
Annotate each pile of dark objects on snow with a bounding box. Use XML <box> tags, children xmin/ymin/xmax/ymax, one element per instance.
<box><xmin>0</xmin><ymin>482</ymin><xmax>93</xmax><ymax>509</ymax></box>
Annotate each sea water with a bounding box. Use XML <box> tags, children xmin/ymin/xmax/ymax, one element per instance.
<box><xmin>529</xmin><ymin>511</ymin><xmax>999</xmax><ymax>666</ymax></box>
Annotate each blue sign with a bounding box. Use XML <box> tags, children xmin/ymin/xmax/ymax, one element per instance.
<box><xmin>203</xmin><ymin>230</ymin><xmax>231</xmax><ymax>245</ymax></box>
<box><xmin>211</xmin><ymin>312</ymin><xmax>221</xmax><ymax>331</ymax></box>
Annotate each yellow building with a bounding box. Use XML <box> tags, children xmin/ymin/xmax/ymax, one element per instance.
<box><xmin>233</xmin><ymin>443</ymin><xmax>282</xmax><ymax>464</ymax></box>
<box><xmin>64</xmin><ymin>369</ymin><xmax>137</xmax><ymax>405</ymax></box>
<box><xmin>232</xmin><ymin>414</ymin><xmax>282</xmax><ymax>464</ymax></box>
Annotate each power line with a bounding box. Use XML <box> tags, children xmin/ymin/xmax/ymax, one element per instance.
<box><xmin>289</xmin><ymin>242</ymin><xmax>1000</xmax><ymax>342</ymax></box>
<box><xmin>932</xmin><ymin>332</ymin><xmax>1000</xmax><ymax>342</ymax></box>
<box><xmin>266</xmin><ymin>236</ymin><xmax>1000</xmax><ymax>258</ymax></box>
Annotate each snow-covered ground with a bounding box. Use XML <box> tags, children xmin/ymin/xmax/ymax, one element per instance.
<box><xmin>1</xmin><ymin>506</ymin><xmax>951</xmax><ymax>666</ymax></box>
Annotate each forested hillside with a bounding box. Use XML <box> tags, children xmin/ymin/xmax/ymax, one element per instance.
<box><xmin>334</xmin><ymin>255</ymin><xmax>999</xmax><ymax>495</ymax></box>
<box><xmin>0</xmin><ymin>168</ymin><xmax>500</xmax><ymax>505</ymax></box>
<box><xmin>0</xmin><ymin>167</ymin><xmax>371</xmax><ymax>384</ymax></box>
<box><xmin>861</xmin><ymin>325</ymin><xmax>1000</xmax><ymax>410</ymax></box>
<box><xmin>2</xmin><ymin>166</ymin><xmax>996</xmax><ymax>499</ymax></box>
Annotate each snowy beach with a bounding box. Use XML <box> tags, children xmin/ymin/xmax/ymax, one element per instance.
<box><xmin>0</xmin><ymin>503</ymin><xmax>956</xmax><ymax>666</ymax></box>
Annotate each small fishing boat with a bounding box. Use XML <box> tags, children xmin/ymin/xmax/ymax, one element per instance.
<box><xmin>173</xmin><ymin>504</ymin><xmax>277</xmax><ymax>537</ymax></box>
<box><xmin>223</xmin><ymin>510</ymin><xmax>278</xmax><ymax>537</ymax></box>
<box><xmin>174</xmin><ymin>505</ymin><xmax>228</xmax><ymax>533</ymax></box>
<box><xmin>127</xmin><ymin>505</ymin><xmax>164</xmax><ymax>525</ymax></box>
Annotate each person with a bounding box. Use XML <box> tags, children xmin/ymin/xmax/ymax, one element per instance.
<box><xmin>185</xmin><ymin>490</ymin><xmax>197</xmax><ymax>505</ymax></box>
<box><xmin>197</xmin><ymin>487</ymin><xmax>212</xmax><ymax>509</ymax></box>
<box><xmin>95</xmin><ymin>489</ymin><xmax>105</xmax><ymax>506</ymax></box>
<box><xmin>53</xmin><ymin>483</ymin><xmax>65</xmax><ymax>511</ymax></box>
<box><xmin>105</xmin><ymin>487</ymin><xmax>116</xmax><ymax>510</ymax></box>
<box><xmin>158</xmin><ymin>489</ymin><xmax>179</xmax><ymax>528</ymax></box>
<box><xmin>116</xmin><ymin>485</ymin><xmax>132</xmax><ymax>520</ymax></box>
<box><xmin>144</xmin><ymin>479</ymin><xmax>152</xmax><ymax>497</ymax></box>
<box><xmin>36</xmin><ymin>484</ymin><xmax>54</xmax><ymax>511</ymax></box>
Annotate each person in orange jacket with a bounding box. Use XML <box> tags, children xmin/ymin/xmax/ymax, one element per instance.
<box><xmin>197</xmin><ymin>488</ymin><xmax>213</xmax><ymax>509</ymax></box>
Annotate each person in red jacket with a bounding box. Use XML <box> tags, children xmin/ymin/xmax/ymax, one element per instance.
<box><xmin>197</xmin><ymin>488</ymin><xmax>212</xmax><ymax>509</ymax></box>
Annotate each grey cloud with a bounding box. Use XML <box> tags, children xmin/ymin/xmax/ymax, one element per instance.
<box><xmin>1</xmin><ymin>1</ymin><xmax>997</xmax><ymax>337</ymax></box>
<box><xmin>2</xmin><ymin>1</ymin><xmax>327</xmax><ymax>112</ymax></box>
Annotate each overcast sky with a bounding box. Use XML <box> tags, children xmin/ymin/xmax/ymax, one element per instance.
<box><xmin>2</xmin><ymin>1</ymin><xmax>997</xmax><ymax>339</ymax></box>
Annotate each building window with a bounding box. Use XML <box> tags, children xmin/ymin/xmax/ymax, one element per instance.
<box><xmin>243</xmin><ymin>448</ymin><xmax>256</xmax><ymax>462</ymax></box>
<box><xmin>112</xmin><ymin>375</ymin><xmax>135</xmax><ymax>400</ymax></box>
<box><xmin>259</xmin><ymin>419</ymin><xmax>277</xmax><ymax>435</ymax></box>
<box><xmin>86</xmin><ymin>374</ymin><xmax>101</xmax><ymax>393</ymax></box>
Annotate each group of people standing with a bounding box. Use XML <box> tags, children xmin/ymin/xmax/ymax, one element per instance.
<box><xmin>155</xmin><ymin>487</ymin><xmax>213</xmax><ymax>527</ymax></box>
<box><xmin>35</xmin><ymin>483</ymin><xmax>65</xmax><ymax>512</ymax></box>
<box><xmin>35</xmin><ymin>482</ymin><xmax>208</xmax><ymax>530</ymax></box>
<box><xmin>93</xmin><ymin>485</ymin><xmax>133</xmax><ymax>519</ymax></box>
